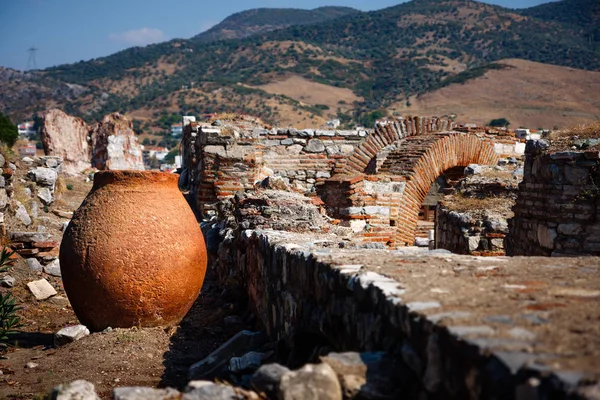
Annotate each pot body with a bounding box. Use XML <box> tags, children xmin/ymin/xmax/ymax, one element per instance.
<box><xmin>60</xmin><ymin>171</ymin><xmax>207</xmax><ymax>331</ymax></box>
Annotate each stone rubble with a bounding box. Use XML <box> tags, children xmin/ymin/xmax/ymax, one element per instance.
<box><xmin>54</xmin><ymin>325</ymin><xmax>91</xmax><ymax>346</ymax></box>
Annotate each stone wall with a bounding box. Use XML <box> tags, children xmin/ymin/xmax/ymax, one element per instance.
<box><xmin>180</xmin><ymin>119</ymin><xmax>370</xmax><ymax>214</ymax></box>
<box><xmin>203</xmin><ymin>208</ymin><xmax>598</xmax><ymax>398</ymax></box>
<box><xmin>40</xmin><ymin>109</ymin><xmax>91</xmax><ymax>176</ymax></box>
<box><xmin>89</xmin><ymin>113</ymin><xmax>145</xmax><ymax>171</ymax></box>
<box><xmin>41</xmin><ymin>110</ymin><xmax>145</xmax><ymax>173</ymax></box>
<box><xmin>435</xmin><ymin>206</ymin><xmax>507</xmax><ymax>256</ymax></box>
<box><xmin>507</xmin><ymin>141</ymin><xmax>600</xmax><ymax>256</ymax></box>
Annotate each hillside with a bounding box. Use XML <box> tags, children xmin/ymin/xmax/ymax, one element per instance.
<box><xmin>193</xmin><ymin>7</ymin><xmax>360</xmax><ymax>42</ymax></box>
<box><xmin>1</xmin><ymin>0</ymin><xmax>599</xmax><ymax>134</ymax></box>
<box><xmin>521</xmin><ymin>0</ymin><xmax>600</xmax><ymax>45</ymax></box>
<box><xmin>394</xmin><ymin>58</ymin><xmax>600</xmax><ymax>129</ymax></box>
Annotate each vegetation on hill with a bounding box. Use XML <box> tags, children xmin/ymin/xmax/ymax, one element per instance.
<box><xmin>1</xmin><ymin>0</ymin><xmax>599</xmax><ymax>129</ymax></box>
<box><xmin>193</xmin><ymin>6</ymin><xmax>360</xmax><ymax>42</ymax></box>
<box><xmin>520</xmin><ymin>0</ymin><xmax>600</xmax><ymax>46</ymax></box>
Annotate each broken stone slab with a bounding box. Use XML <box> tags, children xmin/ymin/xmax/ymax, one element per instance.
<box><xmin>54</xmin><ymin>325</ymin><xmax>90</xmax><ymax>346</ymax></box>
<box><xmin>229</xmin><ymin>350</ymin><xmax>273</xmax><ymax>373</ymax></box>
<box><xmin>113</xmin><ymin>387</ymin><xmax>180</xmax><ymax>400</ymax></box>
<box><xmin>52</xmin><ymin>210</ymin><xmax>74</xmax><ymax>219</ymax></box>
<box><xmin>14</xmin><ymin>201</ymin><xmax>32</xmax><ymax>226</ymax></box>
<box><xmin>27</xmin><ymin>167</ymin><xmax>58</xmax><ymax>187</ymax></box>
<box><xmin>37</xmin><ymin>187</ymin><xmax>55</xmax><ymax>205</ymax></box>
<box><xmin>251</xmin><ymin>363</ymin><xmax>290</xmax><ymax>398</ymax></box>
<box><xmin>49</xmin><ymin>379</ymin><xmax>101</xmax><ymax>400</ymax></box>
<box><xmin>320</xmin><ymin>352</ymin><xmax>407</xmax><ymax>399</ymax></box>
<box><xmin>44</xmin><ymin>259</ymin><xmax>61</xmax><ymax>277</ymax></box>
<box><xmin>304</xmin><ymin>139</ymin><xmax>325</xmax><ymax>153</ymax></box>
<box><xmin>182</xmin><ymin>381</ymin><xmax>242</xmax><ymax>400</ymax></box>
<box><xmin>27</xmin><ymin>279</ymin><xmax>57</xmax><ymax>300</ymax></box>
<box><xmin>26</xmin><ymin>258</ymin><xmax>43</xmax><ymax>272</ymax></box>
<box><xmin>0</xmin><ymin>275</ymin><xmax>15</xmax><ymax>288</ymax></box>
<box><xmin>9</xmin><ymin>231</ymin><xmax>54</xmax><ymax>243</ymax></box>
<box><xmin>278</xmin><ymin>363</ymin><xmax>342</xmax><ymax>400</ymax></box>
<box><xmin>188</xmin><ymin>330</ymin><xmax>267</xmax><ymax>380</ymax></box>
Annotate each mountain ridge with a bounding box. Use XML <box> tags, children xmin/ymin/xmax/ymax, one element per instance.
<box><xmin>1</xmin><ymin>0</ymin><xmax>599</xmax><ymax>135</ymax></box>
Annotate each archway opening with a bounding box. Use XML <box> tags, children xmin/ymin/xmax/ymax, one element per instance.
<box><xmin>415</xmin><ymin>166</ymin><xmax>466</xmax><ymax>242</ymax></box>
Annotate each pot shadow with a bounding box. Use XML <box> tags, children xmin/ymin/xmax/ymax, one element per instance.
<box><xmin>159</xmin><ymin>266</ymin><xmax>253</xmax><ymax>390</ymax></box>
<box><xmin>4</xmin><ymin>331</ymin><xmax>54</xmax><ymax>349</ymax></box>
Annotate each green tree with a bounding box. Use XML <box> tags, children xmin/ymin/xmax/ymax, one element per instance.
<box><xmin>0</xmin><ymin>113</ymin><xmax>19</xmax><ymax>148</ymax></box>
<box><xmin>488</xmin><ymin>118</ymin><xmax>510</xmax><ymax>128</ymax></box>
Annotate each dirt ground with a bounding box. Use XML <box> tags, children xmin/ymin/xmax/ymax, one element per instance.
<box><xmin>0</xmin><ymin>174</ymin><xmax>250</xmax><ymax>399</ymax></box>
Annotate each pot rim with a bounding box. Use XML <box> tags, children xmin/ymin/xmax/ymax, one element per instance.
<box><xmin>92</xmin><ymin>170</ymin><xmax>179</xmax><ymax>190</ymax></box>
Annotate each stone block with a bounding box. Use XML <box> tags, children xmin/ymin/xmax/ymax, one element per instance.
<box><xmin>50</xmin><ymin>380</ymin><xmax>100</xmax><ymax>400</ymax></box>
<box><xmin>55</xmin><ymin>325</ymin><xmax>90</xmax><ymax>346</ymax></box>
<box><xmin>278</xmin><ymin>363</ymin><xmax>342</xmax><ymax>400</ymax></box>
<box><xmin>27</xmin><ymin>279</ymin><xmax>57</xmax><ymax>300</ymax></box>
<box><xmin>113</xmin><ymin>387</ymin><xmax>181</xmax><ymax>400</ymax></box>
<box><xmin>557</xmin><ymin>223</ymin><xmax>583</xmax><ymax>236</ymax></box>
<box><xmin>537</xmin><ymin>225</ymin><xmax>557</xmax><ymax>249</ymax></box>
<box><xmin>304</xmin><ymin>139</ymin><xmax>325</xmax><ymax>153</ymax></box>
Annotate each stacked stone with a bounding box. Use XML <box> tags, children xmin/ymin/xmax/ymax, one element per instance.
<box><xmin>0</xmin><ymin>152</ymin><xmax>14</xmax><ymax>237</ymax></box>
<box><xmin>507</xmin><ymin>141</ymin><xmax>600</xmax><ymax>256</ymax></box>
<box><xmin>435</xmin><ymin>208</ymin><xmax>507</xmax><ymax>256</ymax></box>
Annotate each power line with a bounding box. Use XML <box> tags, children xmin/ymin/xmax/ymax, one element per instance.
<box><xmin>27</xmin><ymin>47</ymin><xmax>38</xmax><ymax>70</ymax></box>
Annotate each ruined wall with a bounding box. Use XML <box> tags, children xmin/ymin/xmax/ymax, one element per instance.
<box><xmin>40</xmin><ymin>109</ymin><xmax>91</xmax><ymax>175</ymax></box>
<box><xmin>89</xmin><ymin>113</ymin><xmax>144</xmax><ymax>171</ymax></box>
<box><xmin>435</xmin><ymin>207</ymin><xmax>507</xmax><ymax>256</ymax></box>
<box><xmin>507</xmin><ymin>141</ymin><xmax>600</xmax><ymax>256</ymax></box>
<box><xmin>181</xmin><ymin>121</ymin><xmax>370</xmax><ymax>214</ymax></box>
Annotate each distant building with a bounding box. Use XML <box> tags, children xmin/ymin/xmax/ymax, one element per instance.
<box><xmin>326</xmin><ymin>119</ymin><xmax>341</xmax><ymax>129</ymax></box>
<box><xmin>171</xmin><ymin>124</ymin><xmax>183</xmax><ymax>137</ymax></box>
<box><xmin>18</xmin><ymin>121</ymin><xmax>36</xmax><ymax>136</ymax></box>
<box><xmin>142</xmin><ymin>146</ymin><xmax>170</xmax><ymax>166</ymax></box>
<box><xmin>18</xmin><ymin>143</ymin><xmax>37</xmax><ymax>156</ymax></box>
<box><xmin>515</xmin><ymin>129</ymin><xmax>530</xmax><ymax>139</ymax></box>
<box><xmin>182</xmin><ymin>116</ymin><xmax>196</xmax><ymax>127</ymax></box>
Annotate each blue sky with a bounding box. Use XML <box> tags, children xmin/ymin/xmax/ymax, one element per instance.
<box><xmin>1</xmin><ymin>0</ymin><xmax>555</xmax><ymax>71</ymax></box>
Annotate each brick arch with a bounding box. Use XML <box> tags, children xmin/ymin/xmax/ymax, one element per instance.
<box><xmin>379</xmin><ymin>133</ymin><xmax>499</xmax><ymax>245</ymax></box>
<box><xmin>341</xmin><ymin>116</ymin><xmax>455</xmax><ymax>174</ymax></box>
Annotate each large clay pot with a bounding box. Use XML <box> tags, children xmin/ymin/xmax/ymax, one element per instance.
<box><xmin>59</xmin><ymin>171</ymin><xmax>207</xmax><ymax>331</ymax></box>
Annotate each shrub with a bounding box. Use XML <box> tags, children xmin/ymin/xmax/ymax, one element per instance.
<box><xmin>0</xmin><ymin>248</ymin><xmax>21</xmax><ymax>343</ymax></box>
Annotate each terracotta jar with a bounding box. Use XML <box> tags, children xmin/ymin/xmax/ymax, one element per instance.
<box><xmin>59</xmin><ymin>171</ymin><xmax>207</xmax><ymax>331</ymax></box>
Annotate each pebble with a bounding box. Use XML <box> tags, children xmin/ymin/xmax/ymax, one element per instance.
<box><xmin>0</xmin><ymin>275</ymin><xmax>15</xmax><ymax>288</ymax></box>
<box><xmin>26</xmin><ymin>362</ymin><xmax>39</xmax><ymax>369</ymax></box>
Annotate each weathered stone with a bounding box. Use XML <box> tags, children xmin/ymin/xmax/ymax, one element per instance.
<box><xmin>28</xmin><ymin>167</ymin><xmax>58</xmax><ymax>187</ymax></box>
<box><xmin>14</xmin><ymin>201</ymin><xmax>32</xmax><ymax>226</ymax></box>
<box><xmin>182</xmin><ymin>381</ymin><xmax>239</xmax><ymax>400</ymax></box>
<box><xmin>1</xmin><ymin>275</ymin><xmax>15</xmax><ymax>288</ymax></box>
<box><xmin>557</xmin><ymin>223</ymin><xmax>582</xmax><ymax>236</ymax></box>
<box><xmin>564</xmin><ymin>165</ymin><xmax>588</xmax><ymax>185</ymax></box>
<box><xmin>54</xmin><ymin>325</ymin><xmax>90</xmax><ymax>346</ymax></box>
<box><xmin>50</xmin><ymin>379</ymin><xmax>101</xmax><ymax>400</ymax></box>
<box><xmin>278</xmin><ymin>363</ymin><xmax>342</xmax><ymax>400</ymax></box>
<box><xmin>229</xmin><ymin>351</ymin><xmax>272</xmax><ymax>373</ymax></box>
<box><xmin>537</xmin><ymin>225</ymin><xmax>557</xmax><ymax>249</ymax></box>
<box><xmin>0</xmin><ymin>189</ymin><xmax>9</xmax><ymax>209</ymax></box>
<box><xmin>251</xmin><ymin>363</ymin><xmax>290</xmax><ymax>398</ymax></box>
<box><xmin>26</xmin><ymin>257</ymin><xmax>43</xmax><ymax>272</ymax></box>
<box><xmin>464</xmin><ymin>164</ymin><xmax>484</xmax><ymax>175</ymax></box>
<box><xmin>304</xmin><ymin>139</ymin><xmax>325</xmax><ymax>153</ymax></box>
<box><xmin>53</xmin><ymin>210</ymin><xmax>74</xmax><ymax>219</ymax></box>
<box><xmin>188</xmin><ymin>330</ymin><xmax>267</xmax><ymax>380</ymax></box>
<box><xmin>44</xmin><ymin>259</ymin><xmax>62</xmax><ymax>277</ymax></box>
<box><xmin>89</xmin><ymin>113</ymin><xmax>144</xmax><ymax>171</ymax></box>
<box><xmin>9</xmin><ymin>231</ymin><xmax>54</xmax><ymax>243</ymax></box>
<box><xmin>27</xmin><ymin>279</ymin><xmax>57</xmax><ymax>300</ymax></box>
<box><xmin>37</xmin><ymin>187</ymin><xmax>55</xmax><ymax>205</ymax></box>
<box><xmin>40</xmin><ymin>109</ymin><xmax>92</xmax><ymax>176</ymax></box>
<box><xmin>113</xmin><ymin>387</ymin><xmax>181</xmax><ymax>400</ymax></box>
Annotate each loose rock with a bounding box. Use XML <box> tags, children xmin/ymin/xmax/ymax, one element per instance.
<box><xmin>27</xmin><ymin>279</ymin><xmax>57</xmax><ymax>300</ymax></box>
<box><xmin>55</xmin><ymin>325</ymin><xmax>90</xmax><ymax>346</ymax></box>
<box><xmin>44</xmin><ymin>259</ymin><xmax>62</xmax><ymax>277</ymax></box>
<box><xmin>278</xmin><ymin>363</ymin><xmax>342</xmax><ymax>400</ymax></box>
<box><xmin>50</xmin><ymin>380</ymin><xmax>101</xmax><ymax>400</ymax></box>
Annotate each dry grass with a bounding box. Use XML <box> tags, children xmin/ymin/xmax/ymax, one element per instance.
<box><xmin>392</xmin><ymin>58</ymin><xmax>600</xmax><ymax>129</ymax></box>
